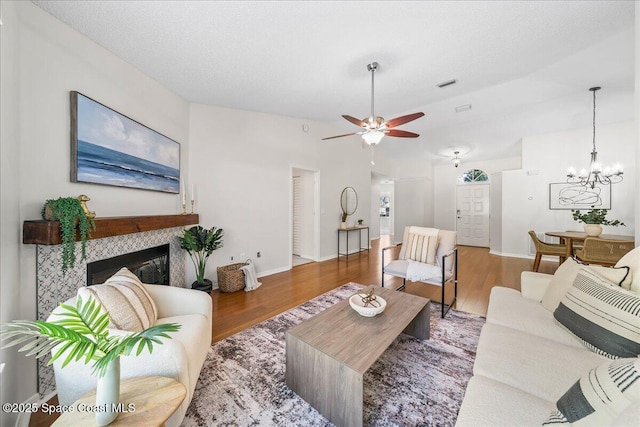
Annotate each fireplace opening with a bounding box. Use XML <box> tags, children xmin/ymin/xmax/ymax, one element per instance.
<box><xmin>87</xmin><ymin>244</ymin><xmax>170</xmax><ymax>285</ymax></box>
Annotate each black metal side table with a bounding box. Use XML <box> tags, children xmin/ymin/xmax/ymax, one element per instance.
<box><xmin>337</xmin><ymin>226</ymin><xmax>370</xmax><ymax>259</ymax></box>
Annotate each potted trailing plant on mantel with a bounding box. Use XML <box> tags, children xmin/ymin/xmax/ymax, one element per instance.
<box><xmin>179</xmin><ymin>225</ymin><xmax>224</xmax><ymax>292</ymax></box>
<box><xmin>571</xmin><ymin>209</ymin><xmax>625</xmax><ymax>237</ymax></box>
<box><xmin>0</xmin><ymin>297</ymin><xmax>179</xmax><ymax>426</ymax></box>
<box><xmin>42</xmin><ymin>196</ymin><xmax>96</xmax><ymax>273</ymax></box>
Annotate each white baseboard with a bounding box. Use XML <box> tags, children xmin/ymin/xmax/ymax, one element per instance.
<box><xmin>256</xmin><ymin>265</ymin><xmax>290</xmax><ymax>278</ymax></box>
<box><xmin>489</xmin><ymin>251</ymin><xmax>560</xmax><ymax>262</ymax></box>
<box><xmin>489</xmin><ymin>250</ymin><xmax>532</xmax><ymax>259</ymax></box>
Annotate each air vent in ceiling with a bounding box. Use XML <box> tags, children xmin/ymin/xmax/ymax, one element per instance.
<box><xmin>437</xmin><ymin>79</ymin><xmax>457</xmax><ymax>88</ymax></box>
<box><xmin>455</xmin><ymin>104</ymin><xmax>472</xmax><ymax>113</ymax></box>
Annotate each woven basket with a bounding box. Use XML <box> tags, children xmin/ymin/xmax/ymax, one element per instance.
<box><xmin>217</xmin><ymin>263</ymin><xmax>246</xmax><ymax>292</ymax></box>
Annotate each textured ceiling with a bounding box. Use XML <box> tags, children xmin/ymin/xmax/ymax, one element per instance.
<box><xmin>32</xmin><ymin>1</ymin><xmax>636</xmax><ymax>164</ymax></box>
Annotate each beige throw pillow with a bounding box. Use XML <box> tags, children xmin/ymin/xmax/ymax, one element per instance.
<box><xmin>541</xmin><ymin>259</ymin><xmax>633</xmax><ymax>312</ymax></box>
<box><xmin>405</xmin><ymin>233</ymin><xmax>439</xmax><ymax>265</ymax></box>
<box><xmin>615</xmin><ymin>248</ymin><xmax>639</xmax><ymax>292</ymax></box>
<box><xmin>77</xmin><ymin>267</ymin><xmax>157</xmax><ymax>332</ymax></box>
<box><xmin>541</xmin><ymin>258</ymin><xmax>582</xmax><ymax>312</ymax></box>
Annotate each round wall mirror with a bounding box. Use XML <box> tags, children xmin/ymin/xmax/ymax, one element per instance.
<box><xmin>340</xmin><ymin>187</ymin><xmax>358</xmax><ymax>216</ymax></box>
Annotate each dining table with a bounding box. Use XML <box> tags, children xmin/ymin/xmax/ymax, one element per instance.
<box><xmin>545</xmin><ymin>231</ymin><xmax>636</xmax><ymax>260</ymax></box>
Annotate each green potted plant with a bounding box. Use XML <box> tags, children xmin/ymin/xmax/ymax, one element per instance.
<box><xmin>178</xmin><ymin>225</ymin><xmax>224</xmax><ymax>292</ymax></box>
<box><xmin>0</xmin><ymin>297</ymin><xmax>179</xmax><ymax>426</ymax></box>
<box><xmin>357</xmin><ymin>219</ymin><xmax>364</xmax><ymax>226</ymax></box>
<box><xmin>341</xmin><ymin>212</ymin><xmax>348</xmax><ymax>229</ymax></box>
<box><xmin>571</xmin><ymin>209</ymin><xmax>625</xmax><ymax>237</ymax></box>
<box><xmin>42</xmin><ymin>197</ymin><xmax>96</xmax><ymax>273</ymax></box>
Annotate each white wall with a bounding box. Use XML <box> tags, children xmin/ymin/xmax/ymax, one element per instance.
<box><xmin>1</xmin><ymin>2</ymin><xmax>24</xmax><ymax>425</ymax></box>
<box><xmin>372</xmin><ymin>154</ymin><xmax>435</xmax><ymax>240</ymax></box>
<box><xmin>636</xmin><ymin>5</ymin><xmax>640</xmax><ymax>245</ymax></box>
<box><xmin>499</xmin><ymin>121</ymin><xmax>636</xmax><ymax>257</ymax></box>
<box><xmin>188</xmin><ymin>103</ymin><xmax>372</xmax><ymax>280</ymax></box>
<box><xmin>489</xmin><ymin>172</ymin><xmax>503</xmax><ymax>254</ymax></box>
<box><xmin>1</xmin><ymin>2</ymin><xmax>191</xmax><ymax>413</ymax></box>
<box><xmin>292</xmin><ymin>168</ymin><xmax>315</xmax><ymax>259</ymax></box>
<box><xmin>433</xmin><ymin>157</ymin><xmax>522</xmax><ymax>231</ymax></box>
<box><xmin>394</xmin><ymin>178</ymin><xmax>429</xmax><ymax>243</ymax></box>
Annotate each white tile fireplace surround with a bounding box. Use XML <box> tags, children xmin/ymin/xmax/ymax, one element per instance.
<box><xmin>34</xmin><ymin>224</ymin><xmax>193</xmax><ymax>397</ymax></box>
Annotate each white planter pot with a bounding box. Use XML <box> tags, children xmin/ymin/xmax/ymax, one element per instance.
<box><xmin>340</xmin><ymin>222</ymin><xmax>347</xmax><ymax>229</ymax></box>
<box><xmin>584</xmin><ymin>224</ymin><xmax>603</xmax><ymax>237</ymax></box>
<box><xmin>95</xmin><ymin>356</ymin><xmax>120</xmax><ymax>426</ymax></box>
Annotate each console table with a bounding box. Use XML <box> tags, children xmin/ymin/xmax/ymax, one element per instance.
<box><xmin>337</xmin><ymin>226</ymin><xmax>369</xmax><ymax>258</ymax></box>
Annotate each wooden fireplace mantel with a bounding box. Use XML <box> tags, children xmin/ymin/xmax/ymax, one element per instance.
<box><xmin>23</xmin><ymin>214</ymin><xmax>199</xmax><ymax>245</ymax></box>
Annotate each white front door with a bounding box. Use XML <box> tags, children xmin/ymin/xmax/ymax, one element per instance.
<box><xmin>456</xmin><ymin>184</ymin><xmax>490</xmax><ymax>247</ymax></box>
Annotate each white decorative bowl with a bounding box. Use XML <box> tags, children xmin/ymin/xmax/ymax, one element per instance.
<box><xmin>349</xmin><ymin>293</ymin><xmax>387</xmax><ymax>317</ymax></box>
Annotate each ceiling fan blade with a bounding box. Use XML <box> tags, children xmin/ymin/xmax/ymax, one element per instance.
<box><xmin>385</xmin><ymin>112</ymin><xmax>425</xmax><ymax>128</ymax></box>
<box><xmin>321</xmin><ymin>132</ymin><xmax>358</xmax><ymax>141</ymax></box>
<box><xmin>386</xmin><ymin>129</ymin><xmax>420</xmax><ymax>138</ymax></box>
<box><xmin>342</xmin><ymin>115</ymin><xmax>367</xmax><ymax>127</ymax></box>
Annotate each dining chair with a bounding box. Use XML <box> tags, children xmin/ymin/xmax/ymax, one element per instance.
<box><xmin>528</xmin><ymin>231</ymin><xmax>567</xmax><ymax>271</ymax></box>
<box><xmin>574</xmin><ymin>238</ymin><xmax>635</xmax><ymax>266</ymax></box>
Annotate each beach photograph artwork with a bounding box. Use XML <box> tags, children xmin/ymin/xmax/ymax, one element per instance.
<box><xmin>71</xmin><ymin>92</ymin><xmax>180</xmax><ymax>193</ymax></box>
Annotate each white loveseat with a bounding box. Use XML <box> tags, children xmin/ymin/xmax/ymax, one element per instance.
<box><xmin>456</xmin><ymin>247</ymin><xmax>640</xmax><ymax>426</ymax></box>
<box><xmin>48</xmin><ymin>283</ymin><xmax>212</xmax><ymax>427</ymax></box>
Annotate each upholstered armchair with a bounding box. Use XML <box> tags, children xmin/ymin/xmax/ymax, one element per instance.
<box><xmin>382</xmin><ymin>226</ymin><xmax>458</xmax><ymax>317</ymax></box>
<box><xmin>47</xmin><ymin>273</ymin><xmax>212</xmax><ymax>427</ymax></box>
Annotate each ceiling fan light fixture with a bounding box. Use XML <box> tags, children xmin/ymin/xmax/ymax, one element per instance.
<box><xmin>362</xmin><ymin>130</ymin><xmax>385</xmax><ymax>146</ymax></box>
<box><xmin>322</xmin><ymin>61</ymin><xmax>424</xmax><ymax>142</ymax></box>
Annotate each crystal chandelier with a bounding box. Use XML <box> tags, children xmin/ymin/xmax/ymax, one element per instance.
<box><xmin>566</xmin><ymin>87</ymin><xmax>623</xmax><ymax>189</ymax></box>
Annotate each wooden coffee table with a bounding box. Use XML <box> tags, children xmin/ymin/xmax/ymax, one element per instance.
<box><xmin>285</xmin><ymin>286</ymin><xmax>430</xmax><ymax>427</ymax></box>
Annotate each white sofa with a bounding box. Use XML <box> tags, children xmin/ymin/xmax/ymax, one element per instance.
<box><xmin>48</xmin><ymin>284</ymin><xmax>212</xmax><ymax>427</ymax></box>
<box><xmin>456</xmin><ymin>247</ymin><xmax>640</xmax><ymax>427</ymax></box>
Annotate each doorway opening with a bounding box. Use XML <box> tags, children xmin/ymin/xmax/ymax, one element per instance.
<box><xmin>370</xmin><ymin>173</ymin><xmax>395</xmax><ymax>240</ymax></box>
<box><xmin>379</xmin><ymin>180</ymin><xmax>394</xmax><ymax>237</ymax></box>
<box><xmin>291</xmin><ymin>167</ymin><xmax>319</xmax><ymax>267</ymax></box>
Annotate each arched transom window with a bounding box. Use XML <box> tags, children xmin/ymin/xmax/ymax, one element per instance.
<box><xmin>458</xmin><ymin>169</ymin><xmax>489</xmax><ymax>184</ymax></box>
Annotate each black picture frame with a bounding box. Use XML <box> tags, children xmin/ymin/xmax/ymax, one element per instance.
<box><xmin>548</xmin><ymin>182</ymin><xmax>611</xmax><ymax>210</ymax></box>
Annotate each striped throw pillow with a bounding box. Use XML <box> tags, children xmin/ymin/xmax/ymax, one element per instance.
<box><xmin>405</xmin><ymin>233</ymin><xmax>439</xmax><ymax>265</ymax></box>
<box><xmin>553</xmin><ymin>268</ymin><xmax>640</xmax><ymax>359</ymax></box>
<box><xmin>77</xmin><ymin>267</ymin><xmax>157</xmax><ymax>332</ymax></box>
<box><xmin>543</xmin><ymin>358</ymin><xmax>640</xmax><ymax>426</ymax></box>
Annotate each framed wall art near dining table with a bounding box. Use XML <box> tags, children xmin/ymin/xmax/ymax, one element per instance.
<box><xmin>548</xmin><ymin>182</ymin><xmax>611</xmax><ymax>210</ymax></box>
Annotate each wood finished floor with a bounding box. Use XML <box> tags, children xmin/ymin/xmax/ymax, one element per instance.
<box><xmin>30</xmin><ymin>236</ymin><xmax>558</xmax><ymax>427</ymax></box>
<box><xmin>210</xmin><ymin>235</ymin><xmax>558</xmax><ymax>343</ymax></box>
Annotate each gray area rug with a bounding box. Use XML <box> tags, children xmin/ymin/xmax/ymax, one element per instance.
<box><xmin>182</xmin><ymin>283</ymin><xmax>485</xmax><ymax>426</ymax></box>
